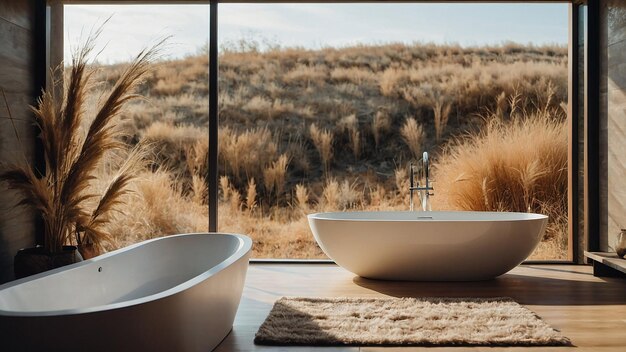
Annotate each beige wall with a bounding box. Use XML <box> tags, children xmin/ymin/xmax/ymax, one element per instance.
<box><xmin>599</xmin><ymin>0</ymin><xmax>626</xmax><ymax>252</ymax></box>
<box><xmin>0</xmin><ymin>0</ymin><xmax>43</xmax><ymax>283</ymax></box>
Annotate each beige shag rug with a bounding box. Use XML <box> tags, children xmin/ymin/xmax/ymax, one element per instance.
<box><xmin>254</xmin><ymin>297</ymin><xmax>570</xmax><ymax>346</ymax></box>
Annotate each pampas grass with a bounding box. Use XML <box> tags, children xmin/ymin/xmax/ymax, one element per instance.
<box><xmin>102</xmin><ymin>170</ymin><xmax>207</xmax><ymax>249</ymax></box>
<box><xmin>431</xmin><ymin>95</ymin><xmax>452</xmax><ymax>141</ymax></box>
<box><xmin>434</xmin><ymin>109</ymin><xmax>568</xmax><ymax>257</ymax></box>
<box><xmin>372</xmin><ymin>110</ymin><xmax>391</xmax><ymax>147</ymax></box>
<box><xmin>220</xmin><ymin>175</ymin><xmax>231</xmax><ymax>201</ymax></box>
<box><xmin>78</xmin><ymin>146</ymin><xmax>148</xmax><ymax>249</ymax></box>
<box><xmin>77</xmin><ymin>40</ymin><xmax>568</xmax><ymax>260</ymax></box>
<box><xmin>338</xmin><ymin>114</ymin><xmax>361</xmax><ymax>159</ymax></box>
<box><xmin>435</xmin><ymin>112</ymin><xmax>566</xmax><ymax>213</ymax></box>
<box><xmin>0</xmin><ymin>30</ymin><xmax>162</xmax><ymax>253</ymax></box>
<box><xmin>294</xmin><ymin>183</ymin><xmax>309</xmax><ymax>212</ymax></box>
<box><xmin>246</xmin><ymin>177</ymin><xmax>258</xmax><ymax>212</ymax></box>
<box><xmin>321</xmin><ymin>178</ymin><xmax>340</xmax><ymax>210</ymax></box>
<box><xmin>219</xmin><ymin>126</ymin><xmax>277</xmax><ymax>184</ymax></box>
<box><xmin>309</xmin><ymin>123</ymin><xmax>333</xmax><ymax>176</ymax></box>
<box><xmin>400</xmin><ymin>116</ymin><xmax>426</xmax><ymax>160</ymax></box>
<box><xmin>263</xmin><ymin>154</ymin><xmax>289</xmax><ymax>203</ymax></box>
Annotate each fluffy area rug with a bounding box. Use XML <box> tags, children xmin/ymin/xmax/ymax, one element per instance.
<box><xmin>254</xmin><ymin>297</ymin><xmax>570</xmax><ymax>346</ymax></box>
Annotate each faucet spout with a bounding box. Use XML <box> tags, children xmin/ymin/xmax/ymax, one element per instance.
<box><xmin>409</xmin><ymin>151</ymin><xmax>434</xmax><ymax>211</ymax></box>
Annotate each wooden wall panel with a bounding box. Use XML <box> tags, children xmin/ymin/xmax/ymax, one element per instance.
<box><xmin>0</xmin><ymin>1</ymin><xmax>33</xmax><ymax>31</ymax></box>
<box><xmin>0</xmin><ymin>0</ymin><xmax>43</xmax><ymax>284</ymax></box>
<box><xmin>600</xmin><ymin>0</ymin><xmax>626</xmax><ymax>252</ymax></box>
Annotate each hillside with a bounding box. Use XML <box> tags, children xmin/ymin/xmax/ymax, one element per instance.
<box><xmin>88</xmin><ymin>42</ymin><xmax>569</xmax><ymax>259</ymax></box>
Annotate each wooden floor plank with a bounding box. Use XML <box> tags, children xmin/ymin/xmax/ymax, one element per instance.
<box><xmin>215</xmin><ymin>263</ymin><xmax>626</xmax><ymax>351</ymax></box>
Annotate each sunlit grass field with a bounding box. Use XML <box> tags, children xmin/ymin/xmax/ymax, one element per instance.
<box><xmin>90</xmin><ymin>42</ymin><xmax>568</xmax><ymax>259</ymax></box>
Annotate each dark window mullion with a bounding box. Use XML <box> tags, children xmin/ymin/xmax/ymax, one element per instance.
<box><xmin>208</xmin><ymin>0</ymin><xmax>218</xmax><ymax>232</ymax></box>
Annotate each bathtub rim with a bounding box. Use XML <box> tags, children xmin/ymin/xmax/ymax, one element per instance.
<box><xmin>308</xmin><ymin>210</ymin><xmax>548</xmax><ymax>222</ymax></box>
<box><xmin>0</xmin><ymin>232</ymin><xmax>252</xmax><ymax>317</ymax></box>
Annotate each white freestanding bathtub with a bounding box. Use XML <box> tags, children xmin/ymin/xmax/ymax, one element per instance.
<box><xmin>309</xmin><ymin>211</ymin><xmax>547</xmax><ymax>281</ymax></box>
<box><xmin>0</xmin><ymin>233</ymin><xmax>252</xmax><ymax>352</ymax></box>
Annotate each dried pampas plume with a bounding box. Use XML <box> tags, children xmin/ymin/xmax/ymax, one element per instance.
<box><xmin>0</xmin><ymin>24</ymin><xmax>165</xmax><ymax>253</ymax></box>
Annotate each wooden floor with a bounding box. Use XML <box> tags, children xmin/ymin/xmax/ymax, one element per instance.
<box><xmin>215</xmin><ymin>263</ymin><xmax>626</xmax><ymax>352</ymax></box>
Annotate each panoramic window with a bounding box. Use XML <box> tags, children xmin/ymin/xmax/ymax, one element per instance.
<box><xmin>63</xmin><ymin>2</ymin><xmax>570</xmax><ymax>261</ymax></box>
<box><xmin>64</xmin><ymin>4</ymin><xmax>210</xmax><ymax>251</ymax></box>
<box><xmin>217</xmin><ymin>3</ymin><xmax>569</xmax><ymax>260</ymax></box>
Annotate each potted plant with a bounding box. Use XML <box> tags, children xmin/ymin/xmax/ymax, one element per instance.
<box><xmin>0</xmin><ymin>32</ymin><xmax>159</xmax><ymax>279</ymax></box>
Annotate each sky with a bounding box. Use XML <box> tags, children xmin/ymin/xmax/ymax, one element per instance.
<box><xmin>65</xmin><ymin>3</ymin><xmax>568</xmax><ymax>64</ymax></box>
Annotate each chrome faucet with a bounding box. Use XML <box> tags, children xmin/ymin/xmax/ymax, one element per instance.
<box><xmin>409</xmin><ymin>151</ymin><xmax>434</xmax><ymax>211</ymax></box>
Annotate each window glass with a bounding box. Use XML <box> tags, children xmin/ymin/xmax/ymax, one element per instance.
<box><xmin>64</xmin><ymin>5</ymin><xmax>210</xmax><ymax>251</ymax></box>
<box><xmin>217</xmin><ymin>3</ymin><xmax>569</xmax><ymax>260</ymax></box>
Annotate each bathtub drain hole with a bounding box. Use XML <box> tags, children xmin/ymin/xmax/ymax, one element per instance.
<box><xmin>98</xmin><ymin>267</ymin><xmax>102</xmax><ymax>272</ymax></box>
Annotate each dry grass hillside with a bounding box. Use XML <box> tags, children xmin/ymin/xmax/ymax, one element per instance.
<box><xmin>89</xmin><ymin>42</ymin><xmax>568</xmax><ymax>259</ymax></box>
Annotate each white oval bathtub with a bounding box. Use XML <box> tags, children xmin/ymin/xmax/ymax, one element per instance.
<box><xmin>309</xmin><ymin>211</ymin><xmax>547</xmax><ymax>281</ymax></box>
<box><xmin>0</xmin><ymin>233</ymin><xmax>251</xmax><ymax>352</ymax></box>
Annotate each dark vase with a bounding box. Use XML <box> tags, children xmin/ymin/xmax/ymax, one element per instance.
<box><xmin>14</xmin><ymin>246</ymin><xmax>83</xmax><ymax>279</ymax></box>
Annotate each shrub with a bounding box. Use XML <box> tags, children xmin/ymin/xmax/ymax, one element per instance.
<box><xmin>218</xmin><ymin>126</ymin><xmax>277</xmax><ymax>185</ymax></box>
<box><xmin>434</xmin><ymin>110</ymin><xmax>567</xmax><ymax>256</ymax></box>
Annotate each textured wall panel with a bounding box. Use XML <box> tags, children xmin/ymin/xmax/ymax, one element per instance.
<box><xmin>0</xmin><ymin>0</ymin><xmax>41</xmax><ymax>283</ymax></box>
<box><xmin>600</xmin><ymin>0</ymin><xmax>626</xmax><ymax>252</ymax></box>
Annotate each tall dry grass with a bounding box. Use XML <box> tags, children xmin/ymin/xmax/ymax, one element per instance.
<box><xmin>0</xmin><ymin>32</ymin><xmax>161</xmax><ymax>253</ymax></box>
<box><xmin>263</xmin><ymin>154</ymin><xmax>289</xmax><ymax>203</ymax></box>
<box><xmin>400</xmin><ymin>116</ymin><xmax>426</xmax><ymax>160</ymax></box>
<box><xmin>380</xmin><ymin>68</ymin><xmax>408</xmax><ymax>97</ymax></box>
<box><xmin>142</xmin><ymin>122</ymin><xmax>206</xmax><ymax>176</ymax></box>
<box><xmin>219</xmin><ymin>126</ymin><xmax>277</xmax><ymax>184</ymax></box>
<box><xmin>434</xmin><ymin>108</ymin><xmax>568</xmax><ymax>258</ymax></box>
<box><xmin>283</xmin><ymin>64</ymin><xmax>328</xmax><ymax>87</ymax></box>
<box><xmin>84</xmin><ymin>41</ymin><xmax>569</xmax><ymax>260</ymax></box>
<box><xmin>245</xmin><ymin>178</ymin><xmax>258</xmax><ymax>212</ymax></box>
<box><xmin>321</xmin><ymin>178</ymin><xmax>340</xmax><ymax>210</ymax></box>
<box><xmin>294</xmin><ymin>183</ymin><xmax>310</xmax><ymax>212</ymax></box>
<box><xmin>309</xmin><ymin>123</ymin><xmax>334</xmax><ymax>176</ymax></box>
<box><xmin>338</xmin><ymin>114</ymin><xmax>361</xmax><ymax>159</ymax></box>
<box><xmin>101</xmin><ymin>170</ymin><xmax>207</xmax><ymax>250</ymax></box>
<box><xmin>331</xmin><ymin>67</ymin><xmax>377</xmax><ymax>85</ymax></box>
<box><xmin>431</xmin><ymin>94</ymin><xmax>452</xmax><ymax>141</ymax></box>
<box><xmin>372</xmin><ymin>110</ymin><xmax>391</xmax><ymax>147</ymax></box>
